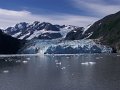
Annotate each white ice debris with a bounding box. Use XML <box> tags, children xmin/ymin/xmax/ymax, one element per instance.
<box><xmin>16</xmin><ymin>60</ymin><xmax>21</xmax><ymax>63</ymax></box>
<box><xmin>81</xmin><ymin>62</ymin><xmax>96</xmax><ymax>65</ymax></box>
<box><xmin>117</xmin><ymin>55</ymin><xmax>120</xmax><ymax>57</ymax></box>
<box><xmin>88</xmin><ymin>62</ymin><xmax>96</xmax><ymax>65</ymax></box>
<box><xmin>66</xmin><ymin>56</ymin><xmax>70</xmax><ymax>59</ymax></box>
<box><xmin>56</xmin><ymin>62</ymin><xmax>62</xmax><ymax>65</ymax></box>
<box><xmin>3</xmin><ymin>70</ymin><xmax>9</xmax><ymax>73</ymax></box>
<box><xmin>26</xmin><ymin>58</ymin><xmax>30</xmax><ymax>60</ymax></box>
<box><xmin>22</xmin><ymin>60</ymin><xmax>28</xmax><ymax>64</ymax></box>
<box><xmin>61</xmin><ymin>67</ymin><xmax>66</xmax><ymax>70</ymax></box>
<box><xmin>96</xmin><ymin>57</ymin><xmax>100</xmax><ymax>59</ymax></box>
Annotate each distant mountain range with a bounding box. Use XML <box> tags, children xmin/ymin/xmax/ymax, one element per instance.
<box><xmin>0</xmin><ymin>11</ymin><xmax>120</xmax><ymax>54</ymax></box>
<box><xmin>3</xmin><ymin>21</ymin><xmax>83</xmax><ymax>40</ymax></box>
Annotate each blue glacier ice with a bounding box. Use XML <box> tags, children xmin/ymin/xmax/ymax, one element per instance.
<box><xmin>20</xmin><ymin>39</ymin><xmax>112</xmax><ymax>54</ymax></box>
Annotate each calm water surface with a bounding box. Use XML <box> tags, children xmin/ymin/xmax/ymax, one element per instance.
<box><xmin>0</xmin><ymin>54</ymin><xmax>120</xmax><ymax>90</ymax></box>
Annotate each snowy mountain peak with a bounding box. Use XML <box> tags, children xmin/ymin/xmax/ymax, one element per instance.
<box><xmin>15</xmin><ymin>22</ymin><xmax>28</xmax><ymax>29</ymax></box>
<box><xmin>3</xmin><ymin>21</ymin><xmax>82</xmax><ymax>40</ymax></box>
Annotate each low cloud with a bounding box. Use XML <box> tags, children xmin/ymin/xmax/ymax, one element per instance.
<box><xmin>0</xmin><ymin>8</ymin><xmax>99</xmax><ymax>29</ymax></box>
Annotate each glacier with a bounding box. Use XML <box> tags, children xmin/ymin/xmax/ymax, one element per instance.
<box><xmin>20</xmin><ymin>39</ymin><xmax>112</xmax><ymax>54</ymax></box>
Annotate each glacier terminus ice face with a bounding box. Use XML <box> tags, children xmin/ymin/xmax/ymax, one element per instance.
<box><xmin>20</xmin><ymin>39</ymin><xmax>112</xmax><ymax>54</ymax></box>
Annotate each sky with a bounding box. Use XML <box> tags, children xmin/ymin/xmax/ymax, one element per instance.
<box><xmin>0</xmin><ymin>0</ymin><xmax>120</xmax><ymax>28</ymax></box>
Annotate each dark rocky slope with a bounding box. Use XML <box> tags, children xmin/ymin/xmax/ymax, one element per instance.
<box><xmin>0</xmin><ymin>30</ymin><xmax>25</xmax><ymax>54</ymax></box>
<box><xmin>65</xmin><ymin>11</ymin><xmax>120</xmax><ymax>52</ymax></box>
<box><xmin>86</xmin><ymin>11</ymin><xmax>120</xmax><ymax>52</ymax></box>
<box><xmin>65</xmin><ymin>27</ymin><xmax>84</xmax><ymax>40</ymax></box>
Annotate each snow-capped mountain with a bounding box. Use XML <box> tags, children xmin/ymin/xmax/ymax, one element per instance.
<box><xmin>65</xmin><ymin>24</ymin><xmax>92</xmax><ymax>40</ymax></box>
<box><xmin>1</xmin><ymin>11</ymin><xmax>120</xmax><ymax>54</ymax></box>
<box><xmin>3</xmin><ymin>21</ymin><xmax>81</xmax><ymax>40</ymax></box>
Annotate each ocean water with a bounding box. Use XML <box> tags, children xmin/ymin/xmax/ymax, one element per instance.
<box><xmin>0</xmin><ymin>54</ymin><xmax>120</xmax><ymax>90</ymax></box>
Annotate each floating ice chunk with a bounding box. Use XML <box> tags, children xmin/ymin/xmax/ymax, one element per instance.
<box><xmin>26</xmin><ymin>58</ymin><xmax>30</xmax><ymax>60</ymax></box>
<box><xmin>5</xmin><ymin>60</ymin><xmax>8</xmax><ymax>62</ymax></box>
<box><xmin>66</xmin><ymin>56</ymin><xmax>70</xmax><ymax>59</ymax></box>
<box><xmin>55</xmin><ymin>60</ymin><xmax>58</xmax><ymax>62</ymax></box>
<box><xmin>96</xmin><ymin>57</ymin><xmax>103</xmax><ymax>59</ymax></box>
<box><xmin>3</xmin><ymin>70</ymin><xmax>9</xmax><ymax>73</ymax></box>
<box><xmin>117</xmin><ymin>55</ymin><xmax>120</xmax><ymax>57</ymax></box>
<box><xmin>56</xmin><ymin>62</ymin><xmax>62</xmax><ymax>65</ymax></box>
<box><xmin>81</xmin><ymin>62</ymin><xmax>96</xmax><ymax>65</ymax></box>
<box><xmin>89</xmin><ymin>62</ymin><xmax>96</xmax><ymax>65</ymax></box>
<box><xmin>61</xmin><ymin>67</ymin><xmax>66</xmax><ymax>70</ymax></box>
<box><xmin>81</xmin><ymin>62</ymin><xmax>89</xmax><ymax>65</ymax></box>
<box><xmin>16</xmin><ymin>60</ymin><xmax>21</xmax><ymax>63</ymax></box>
<box><xmin>22</xmin><ymin>60</ymin><xmax>28</xmax><ymax>64</ymax></box>
<box><xmin>9</xmin><ymin>59</ymin><xmax>12</xmax><ymax>62</ymax></box>
<box><xmin>96</xmin><ymin>57</ymin><xmax>100</xmax><ymax>59</ymax></box>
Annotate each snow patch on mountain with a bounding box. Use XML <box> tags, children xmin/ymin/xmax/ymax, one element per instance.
<box><xmin>12</xmin><ymin>32</ymin><xmax>22</xmax><ymax>38</ymax></box>
<box><xmin>59</xmin><ymin>25</ymin><xmax>79</xmax><ymax>38</ymax></box>
<box><xmin>82</xmin><ymin>24</ymin><xmax>92</xmax><ymax>35</ymax></box>
<box><xmin>19</xmin><ymin>32</ymin><xmax>31</xmax><ymax>39</ymax></box>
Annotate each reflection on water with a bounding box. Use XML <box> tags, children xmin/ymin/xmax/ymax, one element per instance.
<box><xmin>0</xmin><ymin>54</ymin><xmax>120</xmax><ymax>90</ymax></box>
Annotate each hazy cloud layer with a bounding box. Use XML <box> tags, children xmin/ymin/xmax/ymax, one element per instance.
<box><xmin>0</xmin><ymin>0</ymin><xmax>119</xmax><ymax>28</ymax></box>
<box><xmin>0</xmin><ymin>8</ymin><xmax>98</xmax><ymax>29</ymax></box>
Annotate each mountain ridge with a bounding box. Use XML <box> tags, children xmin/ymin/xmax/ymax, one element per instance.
<box><xmin>3</xmin><ymin>21</ymin><xmax>82</xmax><ymax>40</ymax></box>
<box><xmin>1</xmin><ymin>11</ymin><xmax>120</xmax><ymax>53</ymax></box>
